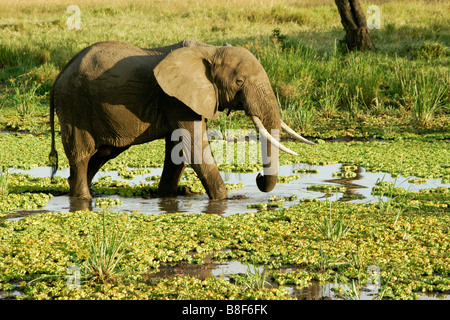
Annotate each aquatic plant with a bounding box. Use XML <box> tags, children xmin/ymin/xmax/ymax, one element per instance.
<box><xmin>342</xmin><ymin>165</ymin><xmax>358</xmax><ymax>172</ymax></box>
<box><xmin>341</xmin><ymin>194</ymin><xmax>366</xmax><ymax>201</ymax></box>
<box><xmin>247</xmin><ymin>195</ymin><xmax>297</xmax><ymax>211</ymax></box>
<box><xmin>95</xmin><ymin>197</ymin><xmax>123</xmax><ymax>208</ymax></box>
<box><xmin>240</xmin><ymin>264</ymin><xmax>270</xmax><ymax>291</ymax></box>
<box><xmin>307</xmin><ymin>185</ymin><xmax>347</xmax><ymax>193</ymax></box>
<box><xmin>332</xmin><ymin>171</ymin><xmax>357</xmax><ymax>178</ymax></box>
<box><xmin>293</xmin><ymin>168</ymin><xmax>319</xmax><ymax>174</ymax></box>
<box><xmin>314</xmin><ymin>202</ymin><xmax>353</xmax><ymax>242</ymax></box>
<box><xmin>247</xmin><ymin>203</ymin><xmax>268</xmax><ymax>210</ymax></box>
<box><xmin>0</xmin><ymin>192</ymin><xmax>52</xmax><ymax>216</ymax></box>
<box><xmin>408</xmin><ymin>178</ymin><xmax>427</xmax><ymax>184</ymax></box>
<box><xmin>277</xmin><ymin>175</ymin><xmax>301</xmax><ymax>183</ymax></box>
<box><xmin>84</xmin><ymin>212</ymin><xmax>129</xmax><ymax>284</ymax></box>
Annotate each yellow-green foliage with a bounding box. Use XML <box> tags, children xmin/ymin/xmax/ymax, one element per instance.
<box><xmin>0</xmin><ymin>0</ymin><xmax>449</xmax><ymax>300</ymax></box>
<box><xmin>0</xmin><ymin>0</ymin><xmax>448</xmax><ymax>136</ymax></box>
<box><xmin>0</xmin><ymin>198</ymin><xmax>449</xmax><ymax>299</ymax></box>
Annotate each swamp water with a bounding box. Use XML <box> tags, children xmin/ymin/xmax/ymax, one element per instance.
<box><xmin>7</xmin><ymin>163</ymin><xmax>448</xmax><ymax>218</ymax></box>
<box><xmin>4</xmin><ymin>164</ymin><xmax>449</xmax><ymax>300</ymax></box>
<box><xmin>146</xmin><ymin>259</ymin><xmax>449</xmax><ymax>300</ymax></box>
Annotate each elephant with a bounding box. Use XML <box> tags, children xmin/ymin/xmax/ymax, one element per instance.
<box><xmin>48</xmin><ymin>39</ymin><xmax>314</xmax><ymax>202</ymax></box>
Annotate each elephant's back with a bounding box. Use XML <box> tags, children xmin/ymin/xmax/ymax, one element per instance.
<box><xmin>53</xmin><ymin>41</ymin><xmax>166</xmax><ymax>146</ymax></box>
<box><xmin>54</xmin><ymin>41</ymin><xmax>161</xmax><ymax>107</ymax></box>
<box><xmin>65</xmin><ymin>41</ymin><xmax>158</xmax><ymax>81</ymax></box>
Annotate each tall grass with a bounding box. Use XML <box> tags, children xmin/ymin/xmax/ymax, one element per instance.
<box><xmin>0</xmin><ymin>0</ymin><xmax>448</xmax><ymax>134</ymax></box>
<box><xmin>84</xmin><ymin>212</ymin><xmax>129</xmax><ymax>283</ymax></box>
<box><xmin>412</xmin><ymin>74</ymin><xmax>449</xmax><ymax>127</ymax></box>
<box><xmin>392</xmin><ymin>58</ymin><xmax>449</xmax><ymax>126</ymax></box>
<box><xmin>314</xmin><ymin>201</ymin><xmax>353</xmax><ymax>242</ymax></box>
<box><xmin>5</xmin><ymin>79</ymin><xmax>46</xmax><ymax>117</ymax></box>
<box><xmin>318</xmin><ymin>80</ymin><xmax>343</xmax><ymax>118</ymax></box>
<box><xmin>242</xmin><ymin>263</ymin><xmax>270</xmax><ymax>291</ymax></box>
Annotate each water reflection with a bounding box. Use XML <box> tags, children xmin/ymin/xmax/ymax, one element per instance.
<box><xmin>156</xmin><ymin>197</ymin><xmax>228</xmax><ymax>215</ymax></box>
<box><xmin>69</xmin><ymin>197</ymin><xmax>93</xmax><ymax>211</ymax></box>
<box><xmin>146</xmin><ymin>259</ymin><xmax>449</xmax><ymax>300</ymax></box>
<box><xmin>324</xmin><ymin>165</ymin><xmax>367</xmax><ymax>200</ymax></box>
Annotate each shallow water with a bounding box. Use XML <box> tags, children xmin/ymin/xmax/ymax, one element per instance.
<box><xmin>148</xmin><ymin>259</ymin><xmax>449</xmax><ymax>300</ymax></box>
<box><xmin>8</xmin><ymin>163</ymin><xmax>448</xmax><ymax>218</ymax></box>
<box><xmin>4</xmin><ymin>165</ymin><xmax>449</xmax><ymax>300</ymax></box>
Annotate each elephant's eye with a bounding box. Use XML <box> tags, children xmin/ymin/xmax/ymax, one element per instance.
<box><xmin>236</xmin><ymin>79</ymin><xmax>244</xmax><ymax>87</ymax></box>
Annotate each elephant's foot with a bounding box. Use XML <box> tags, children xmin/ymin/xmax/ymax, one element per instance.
<box><xmin>69</xmin><ymin>192</ymin><xmax>92</xmax><ymax>201</ymax></box>
<box><xmin>69</xmin><ymin>182</ymin><xmax>93</xmax><ymax>202</ymax></box>
<box><xmin>69</xmin><ymin>196</ymin><xmax>93</xmax><ymax>211</ymax></box>
<box><xmin>206</xmin><ymin>186</ymin><xmax>228</xmax><ymax>200</ymax></box>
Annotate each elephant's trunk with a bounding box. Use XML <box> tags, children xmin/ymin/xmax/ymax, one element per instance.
<box><xmin>244</xmin><ymin>78</ymin><xmax>304</xmax><ymax>193</ymax></box>
<box><xmin>252</xmin><ymin>116</ymin><xmax>293</xmax><ymax>192</ymax></box>
<box><xmin>256</xmin><ymin>119</ymin><xmax>278</xmax><ymax>192</ymax></box>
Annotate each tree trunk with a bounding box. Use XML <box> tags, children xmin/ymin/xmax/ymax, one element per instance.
<box><xmin>334</xmin><ymin>0</ymin><xmax>375</xmax><ymax>51</ymax></box>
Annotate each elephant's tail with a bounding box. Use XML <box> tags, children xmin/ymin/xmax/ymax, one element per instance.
<box><xmin>48</xmin><ymin>85</ymin><xmax>58</xmax><ymax>179</ymax></box>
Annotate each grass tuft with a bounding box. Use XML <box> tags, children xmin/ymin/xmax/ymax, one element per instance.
<box><xmin>84</xmin><ymin>212</ymin><xmax>129</xmax><ymax>284</ymax></box>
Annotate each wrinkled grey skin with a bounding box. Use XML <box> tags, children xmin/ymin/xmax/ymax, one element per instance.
<box><xmin>49</xmin><ymin>40</ymin><xmax>287</xmax><ymax>203</ymax></box>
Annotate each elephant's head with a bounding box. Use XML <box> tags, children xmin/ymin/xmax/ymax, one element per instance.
<box><xmin>154</xmin><ymin>46</ymin><xmax>314</xmax><ymax>193</ymax></box>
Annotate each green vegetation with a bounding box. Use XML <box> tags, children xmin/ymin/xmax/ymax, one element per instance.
<box><xmin>307</xmin><ymin>184</ymin><xmax>347</xmax><ymax>193</ymax></box>
<box><xmin>87</xmin><ymin>212</ymin><xmax>130</xmax><ymax>284</ymax></box>
<box><xmin>314</xmin><ymin>201</ymin><xmax>354</xmax><ymax>242</ymax></box>
<box><xmin>293</xmin><ymin>168</ymin><xmax>319</xmax><ymax>174</ymax></box>
<box><xmin>247</xmin><ymin>195</ymin><xmax>298</xmax><ymax>211</ymax></box>
<box><xmin>95</xmin><ymin>198</ymin><xmax>123</xmax><ymax>208</ymax></box>
<box><xmin>0</xmin><ymin>0</ymin><xmax>448</xmax><ymax>138</ymax></box>
<box><xmin>0</xmin><ymin>198</ymin><xmax>448</xmax><ymax>299</ymax></box>
<box><xmin>0</xmin><ymin>0</ymin><xmax>449</xmax><ymax>300</ymax></box>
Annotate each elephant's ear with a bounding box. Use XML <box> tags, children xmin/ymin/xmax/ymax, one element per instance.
<box><xmin>154</xmin><ymin>47</ymin><xmax>218</xmax><ymax>120</ymax></box>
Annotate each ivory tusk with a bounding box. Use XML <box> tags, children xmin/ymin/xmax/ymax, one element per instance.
<box><xmin>280</xmin><ymin>120</ymin><xmax>316</xmax><ymax>145</ymax></box>
<box><xmin>251</xmin><ymin>116</ymin><xmax>298</xmax><ymax>156</ymax></box>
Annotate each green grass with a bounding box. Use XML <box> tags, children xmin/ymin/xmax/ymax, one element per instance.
<box><xmin>84</xmin><ymin>211</ymin><xmax>129</xmax><ymax>283</ymax></box>
<box><xmin>0</xmin><ymin>0</ymin><xmax>448</xmax><ymax>138</ymax></box>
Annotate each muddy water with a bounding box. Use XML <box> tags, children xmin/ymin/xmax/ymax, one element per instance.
<box><xmin>9</xmin><ymin>163</ymin><xmax>448</xmax><ymax>217</ymax></box>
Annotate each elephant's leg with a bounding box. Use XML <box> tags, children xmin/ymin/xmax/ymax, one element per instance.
<box><xmin>68</xmin><ymin>156</ymin><xmax>91</xmax><ymax>200</ymax></box>
<box><xmin>158</xmin><ymin>136</ymin><xmax>187</xmax><ymax>196</ymax></box>
<box><xmin>163</xmin><ymin>101</ymin><xmax>227</xmax><ymax>200</ymax></box>
<box><xmin>87</xmin><ymin>146</ymin><xmax>129</xmax><ymax>191</ymax></box>
<box><xmin>86</xmin><ymin>155</ymin><xmax>105</xmax><ymax>192</ymax></box>
<box><xmin>182</xmin><ymin>119</ymin><xmax>227</xmax><ymax>200</ymax></box>
<box><xmin>189</xmin><ymin>135</ymin><xmax>228</xmax><ymax>200</ymax></box>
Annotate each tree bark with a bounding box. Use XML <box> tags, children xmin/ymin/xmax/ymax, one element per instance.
<box><xmin>334</xmin><ymin>0</ymin><xmax>375</xmax><ymax>51</ymax></box>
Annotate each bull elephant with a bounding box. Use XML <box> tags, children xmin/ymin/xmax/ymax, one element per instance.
<box><xmin>49</xmin><ymin>40</ymin><xmax>314</xmax><ymax>201</ymax></box>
